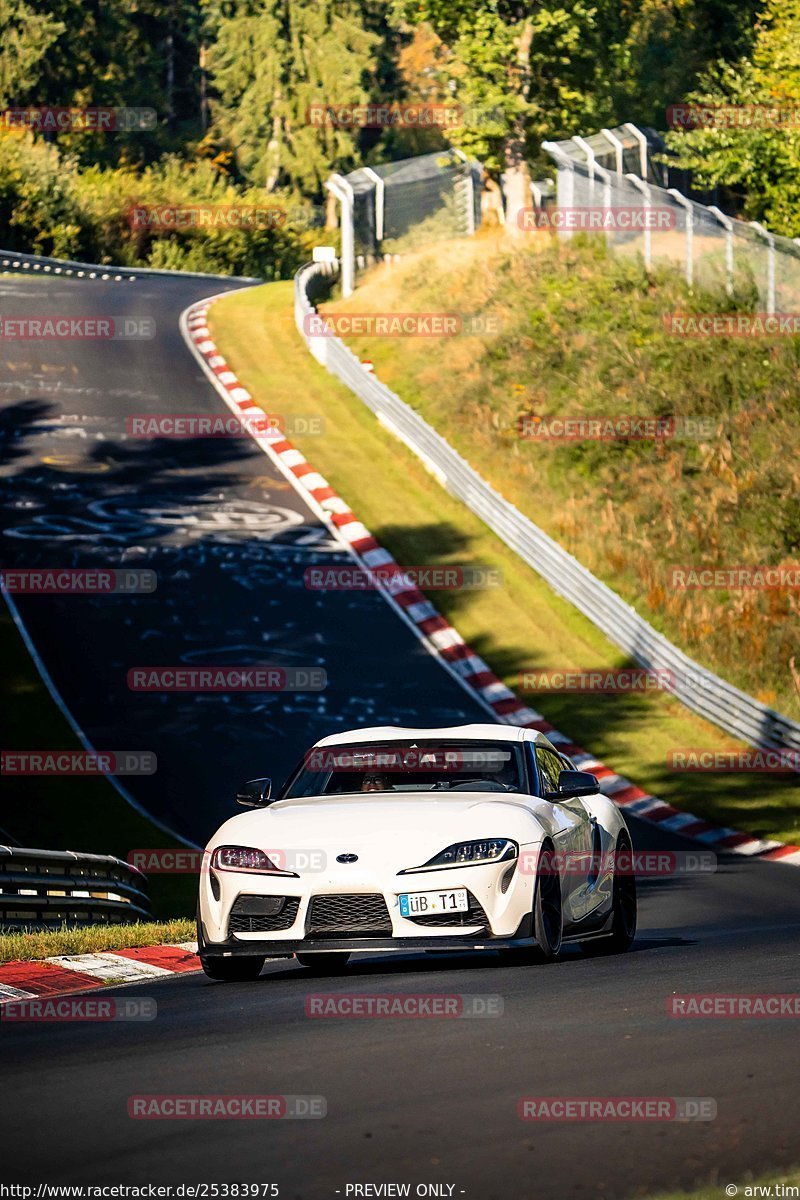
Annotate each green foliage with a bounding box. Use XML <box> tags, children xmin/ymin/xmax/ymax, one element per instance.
<box><xmin>0</xmin><ymin>0</ymin><xmax>64</xmax><ymax>107</ymax></box>
<box><xmin>664</xmin><ymin>0</ymin><xmax>800</xmax><ymax>236</ymax></box>
<box><xmin>0</xmin><ymin>0</ymin><xmax>794</xmax><ymax>281</ymax></box>
<box><xmin>206</xmin><ymin>0</ymin><xmax>381</xmax><ymax>192</ymax></box>
<box><xmin>0</xmin><ymin>129</ymin><xmax>320</xmax><ymax>276</ymax></box>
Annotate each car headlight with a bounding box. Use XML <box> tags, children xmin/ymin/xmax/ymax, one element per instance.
<box><xmin>211</xmin><ymin>845</ymin><xmax>297</xmax><ymax>876</ymax></box>
<box><xmin>399</xmin><ymin>839</ymin><xmax>518</xmax><ymax>874</ymax></box>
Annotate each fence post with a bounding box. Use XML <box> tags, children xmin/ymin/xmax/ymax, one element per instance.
<box><xmin>707</xmin><ymin>205</ymin><xmax>735</xmax><ymax>298</ymax></box>
<box><xmin>624</xmin><ymin>122</ymin><xmax>648</xmax><ymax>179</ymax></box>
<box><xmin>361</xmin><ymin>166</ymin><xmax>384</xmax><ymax>245</ymax></box>
<box><xmin>626</xmin><ymin>174</ymin><xmax>652</xmax><ymax>269</ymax></box>
<box><xmin>453</xmin><ymin>149</ymin><xmax>476</xmax><ymax>236</ymax></box>
<box><xmin>600</xmin><ymin>127</ymin><xmax>624</xmax><ymax>175</ymax></box>
<box><xmin>592</xmin><ymin>163</ymin><xmax>612</xmax><ymax>246</ymax></box>
<box><xmin>668</xmin><ymin>188</ymin><xmax>694</xmax><ymax>287</ymax></box>
<box><xmin>325</xmin><ymin>173</ymin><xmax>355</xmax><ymax>297</ymax></box>
<box><xmin>749</xmin><ymin>221</ymin><xmax>776</xmax><ymax>313</ymax></box>
<box><xmin>572</xmin><ymin>135</ymin><xmax>596</xmax><ymax>202</ymax></box>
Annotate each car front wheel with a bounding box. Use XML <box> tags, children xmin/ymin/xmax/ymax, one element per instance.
<box><xmin>533</xmin><ymin>844</ymin><xmax>563</xmax><ymax>961</ymax></box>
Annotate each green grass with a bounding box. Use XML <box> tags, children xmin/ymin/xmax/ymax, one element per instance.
<box><xmin>651</xmin><ymin>1169</ymin><xmax>799</xmax><ymax>1200</ymax></box>
<box><xmin>208</xmin><ymin>279</ymin><xmax>800</xmax><ymax>844</ymax></box>
<box><xmin>0</xmin><ymin>919</ymin><xmax>195</xmax><ymax>964</ymax></box>
<box><xmin>1</xmin><ymin>608</ymin><xmax>198</xmax><ymax>919</ymax></box>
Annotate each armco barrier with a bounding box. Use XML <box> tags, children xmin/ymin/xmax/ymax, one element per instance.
<box><xmin>0</xmin><ymin>846</ymin><xmax>150</xmax><ymax>929</ymax></box>
<box><xmin>0</xmin><ymin>247</ymin><xmax>259</xmax><ymax>283</ymax></box>
<box><xmin>295</xmin><ymin>260</ymin><xmax>800</xmax><ymax>761</ymax></box>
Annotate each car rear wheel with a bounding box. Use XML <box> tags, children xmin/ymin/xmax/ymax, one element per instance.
<box><xmin>295</xmin><ymin>952</ymin><xmax>350</xmax><ymax>973</ymax></box>
<box><xmin>580</xmin><ymin>835</ymin><xmax>637</xmax><ymax>956</ymax></box>
<box><xmin>201</xmin><ymin>956</ymin><xmax>265</xmax><ymax>981</ymax></box>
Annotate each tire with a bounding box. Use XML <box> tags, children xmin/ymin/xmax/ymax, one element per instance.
<box><xmin>295</xmin><ymin>952</ymin><xmax>350</xmax><ymax>973</ymax></box>
<box><xmin>201</xmin><ymin>955</ymin><xmax>265</xmax><ymax>981</ymax></box>
<box><xmin>532</xmin><ymin>844</ymin><xmax>563</xmax><ymax>961</ymax></box>
<box><xmin>580</xmin><ymin>835</ymin><xmax>637</xmax><ymax>956</ymax></box>
<box><xmin>500</xmin><ymin>843</ymin><xmax>563</xmax><ymax>966</ymax></box>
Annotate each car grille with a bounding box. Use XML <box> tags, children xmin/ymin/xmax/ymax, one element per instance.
<box><xmin>307</xmin><ymin>893</ymin><xmax>392</xmax><ymax>938</ymax></box>
<box><xmin>405</xmin><ymin>891</ymin><xmax>489</xmax><ymax>929</ymax></box>
<box><xmin>228</xmin><ymin>895</ymin><xmax>300</xmax><ymax>935</ymax></box>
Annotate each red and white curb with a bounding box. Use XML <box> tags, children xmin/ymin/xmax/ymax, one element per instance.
<box><xmin>180</xmin><ymin>298</ymin><xmax>800</xmax><ymax>870</ymax></box>
<box><xmin>0</xmin><ymin>942</ymin><xmax>200</xmax><ymax>1005</ymax></box>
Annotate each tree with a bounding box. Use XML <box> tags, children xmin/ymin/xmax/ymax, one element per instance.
<box><xmin>205</xmin><ymin>0</ymin><xmax>380</xmax><ymax>195</ymax></box>
<box><xmin>0</xmin><ymin>0</ymin><xmax>64</xmax><ymax>107</ymax></box>
<box><xmin>664</xmin><ymin>0</ymin><xmax>800</xmax><ymax>236</ymax></box>
<box><xmin>391</xmin><ymin>0</ymin><xmax>610</xmax><ymax>230</ymax></box>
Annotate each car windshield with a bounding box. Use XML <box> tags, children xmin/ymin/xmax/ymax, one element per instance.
<box><xmin>280</xmin><ymin>740</ymin><xmax>526</xmax><ymax>799</ymax></box>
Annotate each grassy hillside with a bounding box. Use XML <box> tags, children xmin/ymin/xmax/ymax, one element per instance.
<box><xmin>210</xmin><ymin>281</ymin><xmax>800</xmax><ymax>843</ymax></box>
<box><xmin>325</xmin><ymin>233</ymin><xmax>800</xmax><ymax>722</ymax></box>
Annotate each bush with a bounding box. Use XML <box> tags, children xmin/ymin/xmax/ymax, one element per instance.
<box><xmin>0</xmin><ymin>130</ymin><xmax>327</xmax><ymax>278</ymax></box>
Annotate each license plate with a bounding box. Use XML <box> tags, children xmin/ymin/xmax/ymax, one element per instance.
<box><xmin>399</xmin><ymin>888</ymin><xmax>469</xmax><ymax>917</ymax></box>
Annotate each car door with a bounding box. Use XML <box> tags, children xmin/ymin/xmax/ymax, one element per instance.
<box><xmin>534</xmin><ymin>745</ymin><xmax>594</xmax><ymax>924</ymax></box>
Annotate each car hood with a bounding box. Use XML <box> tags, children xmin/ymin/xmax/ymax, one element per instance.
<box><xmin>208</xmin><ymin>791</ymin><xmax>548</xmax><ymax>872</ymax></box>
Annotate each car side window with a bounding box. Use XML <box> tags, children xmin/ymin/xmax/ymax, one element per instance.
<box><xmin>535</xmin><ymin>747</ymin><xmax>561</xmax><ymax>796</ymax></box>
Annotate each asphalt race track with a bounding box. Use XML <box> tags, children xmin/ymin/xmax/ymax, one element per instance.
<box><xmin>2</xmin><ymin>818</ymin><xmax>800</xmax><ymax>1195</ymax></box>
<box><xmin>1</xmin><ymin>268</ymin><xmax>798</xmax><ymax>1196</ymax></box>
<box><xmin>0</xmin><ymin>270</ymin><xmax>483</xmax><ymax>842</ymax></box>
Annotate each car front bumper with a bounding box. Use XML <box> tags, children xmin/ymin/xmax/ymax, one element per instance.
<box><xmin>198</xmin><ymin>852</ymin><xmax>540</xmax><ymax>951</ymax></box>
<box><xmin>197</xmin><ymin>913</ymin><xmax>535</xmax><ymax>960</ymax></box>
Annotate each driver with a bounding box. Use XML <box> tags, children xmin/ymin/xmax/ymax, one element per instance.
<box><xmin>361</xmin><ymin>773</ymin><xmax>390</xmax><ymax>793</ymax></box>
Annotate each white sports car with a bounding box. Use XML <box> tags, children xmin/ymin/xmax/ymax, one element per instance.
<box><xmin>197</xmin><ymin>723</ymin><xmax>637</xmax><ymax>980</ymax></box>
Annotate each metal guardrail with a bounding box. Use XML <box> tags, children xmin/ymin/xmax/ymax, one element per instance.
<box><xmin>295</xmin><ymin>260</ymin><xmax>800</xmax><ymax>760</ymax></box>
<box><xmin>0</xmin><ymin>247</ymin><xmax>260</xmax><ymax>283</ymax></box>
<box><xmin>0</xmin><ymin>846</ymin><xmax>150</xmax><ymax>929</ymax></box>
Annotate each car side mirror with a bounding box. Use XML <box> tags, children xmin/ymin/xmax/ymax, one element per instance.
<box><xmin>548</xmin><ymin>770</ymin><xmax>599</xmax><ymax>800</ymax></box>
<box><xmin>236</xmin><ymin>778</ymin><xmax>273</xmax><ymax>807</ymax></box>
